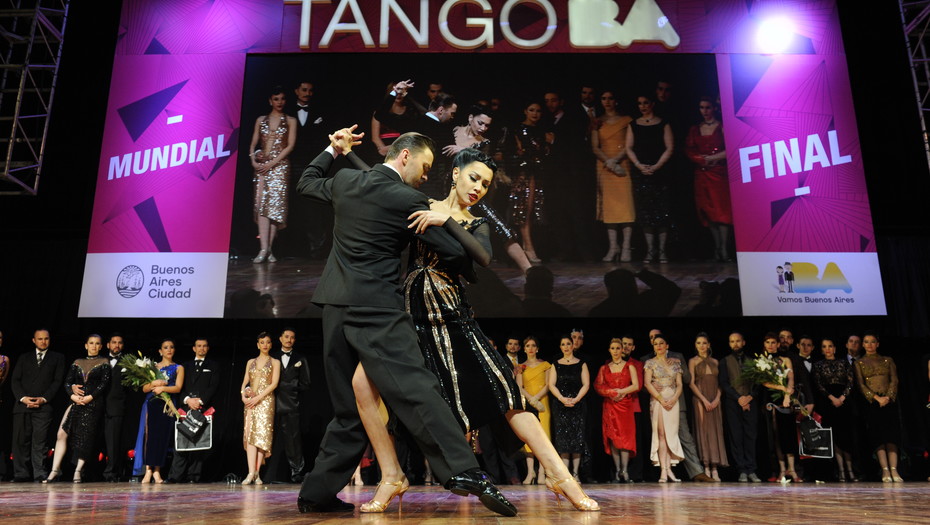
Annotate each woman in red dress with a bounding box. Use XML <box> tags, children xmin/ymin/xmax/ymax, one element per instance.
<box><xmin>594</xmin><ymin>338</ymin><xmax>639</xmax><ymax>483</ymax></box>
<box><xmin>685</xmin><ymin>96</ymin><xmax>731</xmax><ymax>262</ymax></box>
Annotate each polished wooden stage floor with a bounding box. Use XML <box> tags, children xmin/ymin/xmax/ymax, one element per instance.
<box><xmin>2</xmin><ymin>481</ymin><xmax>926</xmax><ymax>524</ymax></box>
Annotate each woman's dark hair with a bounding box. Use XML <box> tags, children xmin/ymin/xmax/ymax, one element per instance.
<box><xmin>452</xmin><ymin>148</ymin><xmax>497</xmax><ymax>174</ymax></box>
<box><xmin>257</xmin><ymin>331</ymin><xmax>272</xmax><ymax>341</ymax></box>
<box><xmin>523</xmin><ymin>335</ymin><xmax>539</xmax><ymax>347</ymax></box>
<box><xmin>268</xmin><ymin>85</ymin><xmax>286</xmax><ymax>98</ymax></box>
<box><xmin>695</xmin><ymin>331</ymin><xmax>710</xmax><ymax>341</ymax></box>
<box><xmin>468</xmin><ymin>104</ymin><xmax>493</xmax><ymax>119</ymax></box>
<box><xmin>862</xmin><ymin>330</ymin><xmax>880</xmax><ymax>342</ymax></box>
<box><xmin>763</xmin><ymin>331</ymin><xmax>778</xmax><ymax>343</ymax></box>
<box><xmin>652</xmin><ymin>333</ymin><xmax>669</xmax><ymax>345</ymax></box>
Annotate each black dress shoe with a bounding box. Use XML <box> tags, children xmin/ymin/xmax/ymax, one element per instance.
<box><xmin>445</xmin><ymin>468</ymin><xmax>518</xmax><ymax>517</ymax></box>
<box><xmin>296</xmin><ymin>496</ymin><xmax>355</xmax><ymax>513</ymax></box>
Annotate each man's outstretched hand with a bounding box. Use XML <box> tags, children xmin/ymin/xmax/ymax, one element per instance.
<box><xmin>329</xmin><ymin>124</ymin><xmax>365</xmax><ymax>155</ymax></box>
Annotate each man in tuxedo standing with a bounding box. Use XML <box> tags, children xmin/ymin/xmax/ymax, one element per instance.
<box><xmin>168</xmin><ymin>338</ymin><xmax>220</xmax><ymax>483</ymax></box>
<box><xmin>290</xmin><ymin>80</ymin><xmax>332</xmax><ymax>259</ymax></box>
<box><xmin>271</xmin><ymin>327</ymin><xmax>311</xmax><ymax>483</ymax></box>
<box><xmin>102</xmin><ymin>333</ymin><xmax>128</xmax><ymax>481</ymax></box>
<box><xmin>295</xmin><ymin>128</ymin><xmax>515</xmax><ymax>516</ymax></box>
<box><xmin>10</xmin><ymin>329</ymin><xmax>65</xmax><ymax>482</ymax></box>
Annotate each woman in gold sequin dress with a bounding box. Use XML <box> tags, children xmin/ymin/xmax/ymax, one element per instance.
<box><xmin>350</xmin><ymin>150</ymin><xmax>597</xmax><ymax>512</ymax></box>
<box><xmin>240</xmin><ymin>332</ymin><xmax>280</xmax><ymax>485</ymax></box>
<box><xmin>248</xmin><ymin>86</ymin><xmax>297</xmax><ymax>263</ymax></box>
<box><xmin>854</xmin><ymin>331</ymin><xmax>903</xmax><ymax>482</ymax></box>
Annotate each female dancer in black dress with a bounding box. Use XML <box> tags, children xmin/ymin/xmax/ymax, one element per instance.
<box><xmin>44</xmin><ymin>334</ymin><xmax>111</xmax><ymax>483</ymax></box>
<box><xmin>626</xmin><ymin>93</ymin><xmax>674</xmax><ymax>263</ymax></box>
<box><xmin>548</xmin><ymin>335</ymin><xmax>591</xmax><ymax>479</ymax></box>
<box><xmin>812</xmin><ymin>337</ymin><xmax>857</xmax><ymax>481</ymax></box>
<box><xmin>351</xmin><ymin>148</ymin><xmax>598</xmax><ymax>512</ymax></box>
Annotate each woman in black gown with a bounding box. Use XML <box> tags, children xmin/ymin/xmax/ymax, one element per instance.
<box><xmin>44</xmin><ymin>334</ymin><xmax>110</xmax><ymax>483</ymax></box>
<box><xmin>508</xmin><ymin>100</ymin><xmax>551</xmax><ymax>263</ymax></box>
<box><xmin>812</xmin><ymin>337</ymin><xmax>858</xmax><ymax>481</ymax></box>
<box><xmin>351</xmin><ymin>148</ymin><xmax>598</xmax><ymax>513</ymax></box>
<box><xmin>548</xmin><ymin>335</ymin><xmax>591</xmax><ymax>479</ymax></box>
<box><xmin>626</xmin><ymin>93</ymin><xmax>674</xmax><ymax>263</ymax></box>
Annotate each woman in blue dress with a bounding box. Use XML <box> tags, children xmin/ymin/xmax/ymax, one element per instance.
<box><xmin>132</xmin><ymin>339</ymin><xmax>184</xmax><ymax>483</ymax></box>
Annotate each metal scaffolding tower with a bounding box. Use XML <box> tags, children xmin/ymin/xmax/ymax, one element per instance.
<box><xmin>0</xmin><ymin>0</ymin><xmax>69</xmax><ymax>196</ymax></box>
<box><xmin>901</xmin><ymin>0</ymin><xmax>930</xmax><ymax>172</ymax></box>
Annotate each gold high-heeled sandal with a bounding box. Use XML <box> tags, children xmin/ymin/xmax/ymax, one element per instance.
<box><xmin>545</xmin><ymin>475</ymin><xmax>599</xmax><ymax>511</ymax></box>
<box><xmin>881</xmin><ymin>467</ymin><xmax>892</xmax><ymax>483</ymax></box>
<box><xmin>242</xmin><ymin>472</ymin><xmax>256</xmax><ymax>485</ymax></box>
<box><xmin>890</xmin><ymin>467</ymin><xmax>904</xmax><ymax>482</ymax></box>
<box><xmin>360</xmin><ymin>477</ymin><xmax>409</xmax><ymax>513</ymax></box>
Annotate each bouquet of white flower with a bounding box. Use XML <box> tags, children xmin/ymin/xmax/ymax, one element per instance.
<box><xmin>740</xmin><ymin>352</ymin><xmax>809</xmax><ymax>416</ymax></box>
<box><xmin>119</xmin><ymin>352</ymin><xmax>179</xmax><ymax>419</ymax></box>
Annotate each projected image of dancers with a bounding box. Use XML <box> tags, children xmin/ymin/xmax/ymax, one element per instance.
<box><xmin>225</xmin><ymin>53</ymin><xmax>739</xmax><ymax>318</ymax></box>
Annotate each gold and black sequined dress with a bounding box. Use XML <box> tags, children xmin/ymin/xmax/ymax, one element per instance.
<box><xmin>243</xmin><ymin>358</ymin><xmax>275</xmax><ymax>455</ymax></box>
<box><xmin>62</xmin><ymin>356</ymin><xmax>110</xmax><ymax>461</ymax></box>
<box><xmin>253</xmin><ymin>115</ymin><xmax>289</xmax><ymax>227</ymax></box>
<box><xmin>403</xmin><ymin>218</ymin><xmax>525</xmax><ymax>445</ymax></box>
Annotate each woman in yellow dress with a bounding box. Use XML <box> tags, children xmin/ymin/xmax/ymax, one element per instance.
<box><xmin>240</xmin><ymin>331</ymin><xmax>281</xmax><ymax>485</ymax></box>
<box><xmin>591</xmin><ymin>89</ymin><xmax>635</xmax><ymax>262</ymax></box>
<box><xmin>517</xmin><ymin>335</ymin><xmax>552</xmax><ymax>484</ymax></box>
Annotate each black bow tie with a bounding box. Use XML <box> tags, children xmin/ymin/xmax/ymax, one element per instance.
<box><xmin>297</xmin><ymin>106</ymin><xmax>309</xmax><ymax>111</ymax></box>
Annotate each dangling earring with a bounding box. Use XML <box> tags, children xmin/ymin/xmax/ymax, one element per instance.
<box><xmin>451</xmin><ymin>180</ymin><xmax>457</xmax><ymax>188</ymax></box>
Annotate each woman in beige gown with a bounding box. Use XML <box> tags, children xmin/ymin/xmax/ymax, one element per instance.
<box><xmin>591</xmin><ymin>89</ymin><xmax>635</xmax><ymax>262</ymax></box>
<box><xmin>688</xmin><ymin>332</ymin><xmax>728</xmax><ymax>481</ymax></box>
<box><xmin>644</xmin><ymin>334</ymin><xmax>684</xmax><ymax>482</ymax></box>
<box><xmin>240</xmin><ymin>331</ymin><xmax>281</xmax><ymax>484</ymax></box>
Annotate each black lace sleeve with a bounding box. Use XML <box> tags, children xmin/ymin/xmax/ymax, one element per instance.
<box><xmin>443</xmin><ymin>218</ymin><xmax>491</xmax><ymax>267</ymax></box>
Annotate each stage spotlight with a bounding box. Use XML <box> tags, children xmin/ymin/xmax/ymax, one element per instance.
<box><xmin>756</xmin><ymin>16</ymin><xmax>795</xmax><ymax>54</ymax></box>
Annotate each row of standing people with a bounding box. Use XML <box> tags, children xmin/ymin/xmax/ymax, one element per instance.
<box><xmin>498</xmin><ymin>328</ymin><xmax>909</xmax><ymax>484</ymax></box>
<box><xmin>0</xmin><ymin>328</ymin><xmax>311</xmax><ymax>484</ymax></box>
<box><xmin>245</xmin><ymin>79</ymin><xmax>733</xmax><ymax>268</ymax></box>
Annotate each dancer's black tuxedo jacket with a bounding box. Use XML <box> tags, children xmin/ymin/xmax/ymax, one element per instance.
<box><xmin>294</xmin><ymin>149</ymin><xmax>480</xmax><ymax>502</ymax></box>
<box><xmin>297</xmin><ymin>151</ymin><xmax>474</xmax><ymax>307</ymax></box>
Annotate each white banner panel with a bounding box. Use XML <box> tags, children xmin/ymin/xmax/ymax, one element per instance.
<box><xmin>78</xmin><ymin>253</ymin><xmax>229</xmax><ymax>318</ymax></box>
<box><xmin>737</xmin><ymin>252</ymin><xmax>886</xmax><ymax>316</ymax></box>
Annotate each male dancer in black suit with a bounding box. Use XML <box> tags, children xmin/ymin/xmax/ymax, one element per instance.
<box><xmin>270</xmin><ymin>327</ymin><xmax>311</xmax><ymax>483</ymax></box>
<box><xmin>102</xmin><ymin>333</ymin><xmax>128</xmax><ymax>481</ymax></box>
<box><xmin>168</xmin><ymin>338</ymin><xmax>220</xmax><ymax>483</ymax></box>
<box><xmin>10</xmin><ymin>329</ymin><xmax>65</xmax><ymax>482</ymax></box>
<box><xmin>295</xmin><ymin>127</ymin><xmax>516</xmax><ymax>516</ymax></box>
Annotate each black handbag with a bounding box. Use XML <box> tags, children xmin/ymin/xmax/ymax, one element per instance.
<box><xmin>798</xmin><ymin>415</ymin><xmax>833</xmax><ymax>458</ymax></box>
<box><xmin>177</xmin><ymin>408</ymin><xmax>208</xmax><ymax>441</ymax></box>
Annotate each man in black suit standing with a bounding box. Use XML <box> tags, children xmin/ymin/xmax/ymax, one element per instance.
<box><xmin>168</xmin><ymin>338</ymin><xmax>220</xmax><ymax>483</ymax></box>
<box><xmin>295</xmin><ymin>128</ymin><xmax>515</xmax><ymax>516</ymax></box>
<box><xmin>10</xmin><ymin>329</ymin><xmax>65</xmax><ymax>482</ymax></box>
<box><xmin>545</xmin><ymin>90</ymin><xmax>595</xmax><ymax>261</ymax></box>
<box><xmin>289</xmin><ymin>80</ymin><xmax>332</xmax><ymax>259</ymax></box>
<box><xmin>102</xmin><ymin>333</ymin><xmax>128</xmax><ymax>481</ymax></box>
<box><xmin>270</xmin><ymin>327</ymin><xmax>311</xmax><ymax>483</ymax></box>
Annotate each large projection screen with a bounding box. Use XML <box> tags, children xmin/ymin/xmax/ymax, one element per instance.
<box><xmin>78</xmin><ymin>0</ymin><xmax>885</xmax><ymax>318</ymax></box>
